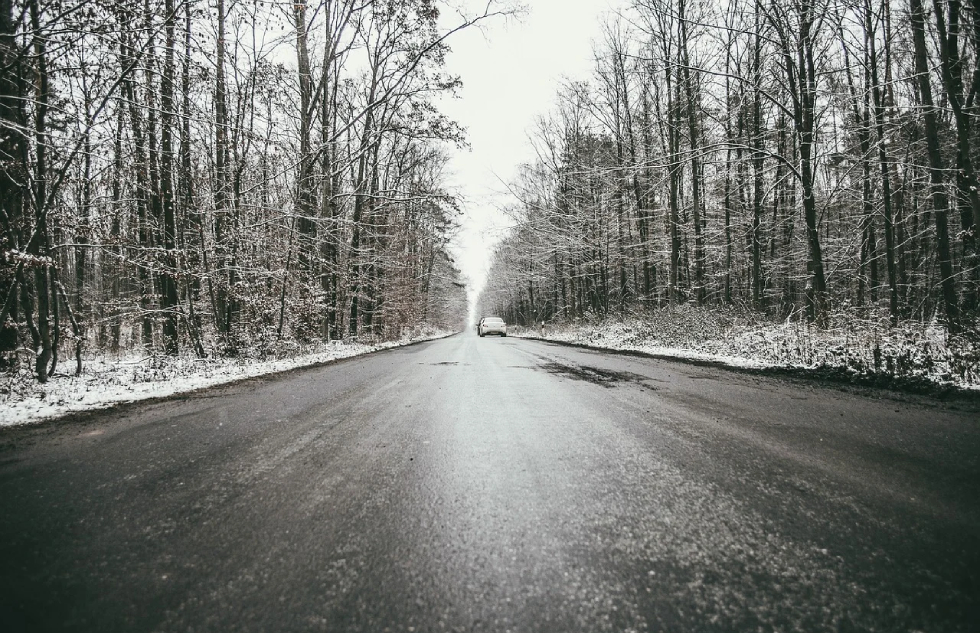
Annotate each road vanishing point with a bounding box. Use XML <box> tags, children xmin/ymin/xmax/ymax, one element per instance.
<box><xmin>1</xmin><ymin>334</ymin><xmax>978</xmax><ymax>632</ymax></box>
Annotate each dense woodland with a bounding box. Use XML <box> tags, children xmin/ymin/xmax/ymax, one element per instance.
<box><xmin>0</xmin><ymin>0</ymin><xmax>502</xmax><ymax>381</ymax></box>
<box><xmin>479</xmin><ymin>0</ymin><xmax>980</xmax><ymax>343</ymax></box>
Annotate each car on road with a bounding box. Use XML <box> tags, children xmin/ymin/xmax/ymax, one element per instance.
<box><xmin>478</xmin><ymin>317</ymin><xmax>507</xmax><ymax>337</ymax></box>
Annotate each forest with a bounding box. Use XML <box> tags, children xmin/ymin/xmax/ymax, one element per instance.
<box><xmin>478</xmin><ymin>0</ymin><xmax>980</xmax><ymax>370</ymax></box>
<box><xmin>0</xmin><ymin>0</ymin><xmax>500</xmax><ymax>383</ymax></box>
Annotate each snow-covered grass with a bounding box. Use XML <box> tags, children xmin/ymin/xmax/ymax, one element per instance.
<box><xmin>0</xmin><ymin>328</ymin><xmax>456</xmax><ymax>427</ymax></box>
<box><xmin>515</xmin><ymin>305</ymin><xmax>980</xmax><ymax>392</ymax></box>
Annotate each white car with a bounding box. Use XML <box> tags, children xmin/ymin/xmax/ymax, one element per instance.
<box><xmin>478</xmin><ymin>317</ymin><xmax>507</xmax><ymax>337</ymax></box>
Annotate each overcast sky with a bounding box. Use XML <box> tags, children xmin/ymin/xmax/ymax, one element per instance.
<box><xmin>438</xmin><ymin>0</ymin><xmax>626</xmax><ymax>310</ymax></box>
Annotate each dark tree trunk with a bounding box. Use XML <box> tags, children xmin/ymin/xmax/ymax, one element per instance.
<box><xmin>160</xmin><ymin>0</ymin><xmax>179</xmax><ymax>354</ymax></box>
<box><xmin>214</xmin><ymin>0</ymin><xmax>231</xmax><ymax>341</ymax></box>
<box><xmin>679</xmin><ymin>0</ymin><xmax>705</xmax><ymax>304</ymax></box>
<box><xmin>0</xmin><ymin>0</ymin><xmax>26</xmax><ymax>365</ymax></box>
<box><xmin>30</xmin><ymin>0</ymin><xmax>52</xmax><ymax>382</ymax></box>
<box><xmin>865</xmin><ymin>1</ymin><xmax>899</xmax><ymax>323</ymax></box>
<box><xmin>910</xmin><ymin>0</ymin><xmax>960</xmax><ymax>329</ymax></box>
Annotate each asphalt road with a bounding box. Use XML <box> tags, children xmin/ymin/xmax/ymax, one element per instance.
<box><xmin>1</xmin><ymin>334</ymin><xmax>978</xmax><ymax>632</ymax></box>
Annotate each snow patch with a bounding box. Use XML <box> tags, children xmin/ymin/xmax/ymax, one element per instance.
<box><xmin>514</xmin><ymin>307</ymin><xmax>980</xmax><ymax>391</ymax></box>
<box><xmin>1</xmin><ymin>330</ymin><xmax>455</xmax><ymax>427</ymax></box>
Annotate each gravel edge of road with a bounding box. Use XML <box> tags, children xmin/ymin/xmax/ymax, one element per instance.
<box><xmin>516</xmin><ymin>334</ymin><xmax>980</xmax><ymax>410</ymax></box>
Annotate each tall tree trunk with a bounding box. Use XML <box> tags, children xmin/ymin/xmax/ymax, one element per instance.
<box><xmin>679</xmin><ymin>0</ymin><xmax>705</xmax><ymax>304</ymax></box>
<box><xmin>841</xmin><ymin>32</ymin><xmax>879</xmax><ymax>310</ymax></box>
<box><xmin>934</xmin><ymin>0</ymin><xmax>980</xmax><ymax>235</ymax></box>
<box><xmin>179</xmin><ymin>0</ymin><xmax>204</xmax><ymax>358</ymax></box>
<box><xmin>0</xmin><ymin>0</ymin><xmax>26</xmax><ymax>364</ymax></box>
<box><xmin>770</xmin><ymin>0</ymin><xmax>829</xmax><ymax>321</ymax></box>
<box><xmin>160</xmin><ymin>0</ymin><xmax>179</xmax><ymax>353</ymax></box>
<box><xmin>320</xmin><ymin>58</ymin><xmax>337</xmax><ymax>340</ymax></box>
<box><xmin>865</xmin><ymin>0</ymin><xmax>899</xmax><ymax>323</ymax></box>
<box><xmin>75</xmin><ymin>71</ymin><xmax>91</xmax><ymax>365</ymax></box>
<box><xmin>29</xmin><ymin>0</ymin><xmax>52</xmax><ymax>381</ymax></box>
<box><xmin>751</xmin><ymin>19</ymin><xmax>765</xmax><ymax>309</ymax></box>
<box><xmin>349</xmin><ymin>56</ymin><xmax>379</xmax><ymax>336</ymax></box>
<box><xmin>294</xmin><ymin>0</ymin><xmax>316</xmax><ymax>280</ymax></box>
<box><xmin>109</xmin><ymin>99</ymin><xmax>124</xmax><ymax>352</ymax></box>
<box><xmin>667</xmin><ymin>72</ymin><xmax>682</xmax><ymax>304</ymax></box>
<box><xmin>640</xmin><ymin>87</ymin><xmax>655</xmax><ymax>299</ymax></box>
<box><xmin>910</xmin><ymin>0</ymin><xmax>960</xmax><ymax>329</ymax></box>
<box><xmin>722</xmin><ymin>39</ymin><xmax>735</xmax><ymax>306</ymax></box>
<box><xmin>143</xmin><ymin>0</ymin><xmax>163</xmax><ymax>350</ymax></box>
<box><xmin>213</xmin><ymin>0</ymin><xmax>231</xmax><ymax>340</ymax></box>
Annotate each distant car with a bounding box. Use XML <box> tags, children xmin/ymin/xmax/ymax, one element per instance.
<box><xmin>478</xmin><ymin>316</ymin><xmax>507</xmax><ymax>337</ymax></box>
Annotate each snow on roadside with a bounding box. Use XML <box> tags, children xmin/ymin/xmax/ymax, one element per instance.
<box><xmin>513</xmin><ymin>309</ymin><xmax>980</xmax><ymax>392</ymax></box>
<box><xmin>1</xmin><ymin>330</ymin><xmax>455</xmax><ymax>428</ymax></box>
<box><xmin>515</xmin><ymin>322</ymin><xmax>773</xmax><ymax>370</ymax></box>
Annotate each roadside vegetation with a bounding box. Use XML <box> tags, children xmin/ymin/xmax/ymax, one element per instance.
<box><xmin>1</xmin><ymin>0</ymin><xmax>501</xmax><ymax>384</ymax></box>
<box><xmin>0</xmin><ymin>326</ymin><xmax>454</xmax><ymax>427</ymax></box>
<box><xmin>513</xmin><ymin>305</ymin><xmax>979</xmax><ymax>391</ymax></box>
<box><xmin>479</xmin><ymin>0</ymin><xmax>980</xmax><ymax>390</ymax></box>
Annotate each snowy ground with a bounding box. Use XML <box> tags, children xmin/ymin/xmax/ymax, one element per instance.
<box><xmin>4</xmin><ymin>311</ymin><xmax>977</xmax><ymax>428</ymax></box>
<box><xmin>513</xmin><ymin>306</ymin><xmax>980</xmax><ymax>393</ymax></box>
<box><xmin>0</xmin><ymin>330</ymin><xmax>455</xmax><ymax>427</ymax></box>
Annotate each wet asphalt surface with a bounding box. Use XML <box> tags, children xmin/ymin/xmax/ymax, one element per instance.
<box><xmin>0</xmin><ymin>334</ymin><xmax>978</xmax><ymax>632</ymax></box>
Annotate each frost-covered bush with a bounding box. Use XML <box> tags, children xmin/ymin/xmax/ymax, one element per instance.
<box><xmin>525</xmin><ymin>305</ymin><xmax>980</xmax><ymax>389</ymax></box>
<box><xmin>947</xmin><ymin>333</ymin><xmax>980</xmax><ymax>385</ymax></box>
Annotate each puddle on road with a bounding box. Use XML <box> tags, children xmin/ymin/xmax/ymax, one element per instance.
<box><xmin>538</xmin><ymin>362</ymin><xmax>657</xmax><ymax>390</ymax></box>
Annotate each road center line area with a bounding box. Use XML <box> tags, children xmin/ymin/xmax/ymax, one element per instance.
<box><xmin>1</xmin><ymin>334</ymin><xmax>978</xmax><ymax>632</ymax></box>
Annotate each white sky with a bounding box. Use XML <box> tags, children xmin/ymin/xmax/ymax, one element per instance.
<box><xmin>438</xmin><ymin>0</ymin><xmax>626</xmax><ymax>312</ymax></box>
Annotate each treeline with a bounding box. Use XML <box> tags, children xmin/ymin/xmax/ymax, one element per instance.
<box><xmin>479</xmin><ymin>0</ymin><xmax>980</xmax><ymax>336</ymax></box>
<box><xmin>1</xmin><ymin>0</ymin><xmax>500</xmax><ymax>381</ymax></box>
